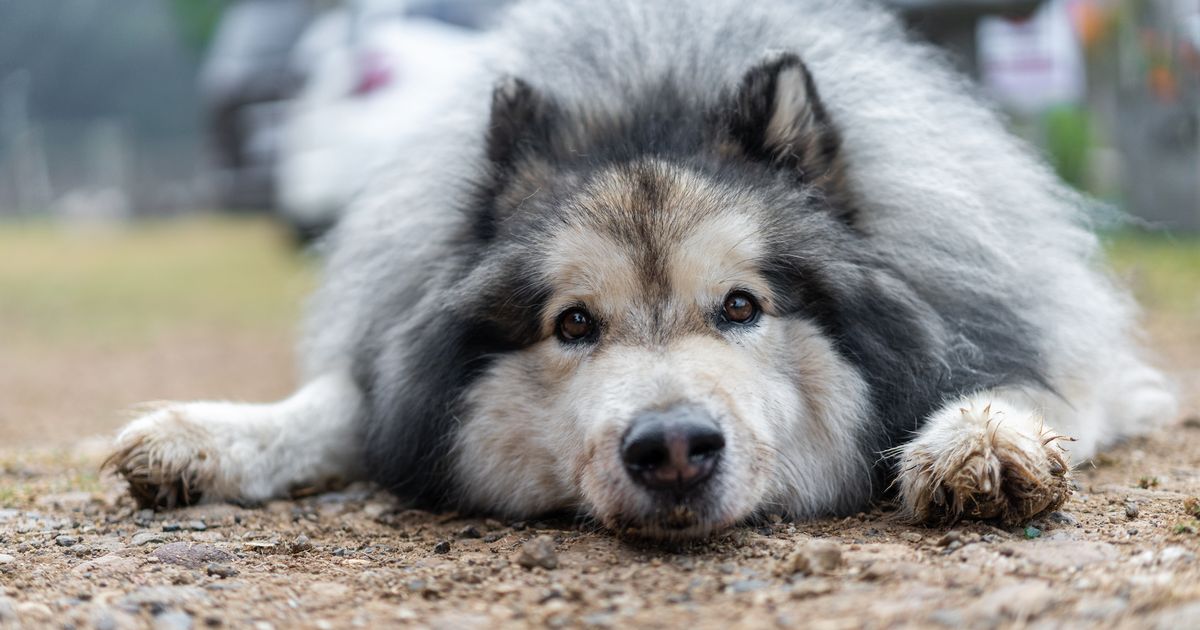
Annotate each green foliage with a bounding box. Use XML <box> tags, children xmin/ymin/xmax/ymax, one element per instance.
<box><xmin>168</xmin><ymin>0</ymin><xmax>230</xmax><ymax>51</ymax></box>
<box><xmin>1042</xmin><ymin>105</ymin><xmax>1094</xmax><ymax>191</ymax></box>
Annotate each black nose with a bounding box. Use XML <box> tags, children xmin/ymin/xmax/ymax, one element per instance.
<box><xmin>621</xmin><ymin>404</ymin><xmax>725</xmax><ymax>493</ymax></box>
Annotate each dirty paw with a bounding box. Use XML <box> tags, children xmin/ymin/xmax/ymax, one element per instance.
<box><xmin>103</xmin><ymin>404</ymin><xmax>225</xmax><ymax>510</ymax></box>
<box><xmin>896</xmin><ymin>401</ymin><xmax>1074</xmax><ymax>526</ymax></box>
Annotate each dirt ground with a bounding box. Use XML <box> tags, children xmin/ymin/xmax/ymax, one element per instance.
<box><xmin>2</xmin><ymin>221</ymin><xmax>1199</xmax><ymax>629</ymax></box>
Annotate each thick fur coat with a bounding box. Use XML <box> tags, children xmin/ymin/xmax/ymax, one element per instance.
<box><xmin>109</xmin><ymin>0</ymin><xmax>1175</xmax><ymax>538</ymax></box>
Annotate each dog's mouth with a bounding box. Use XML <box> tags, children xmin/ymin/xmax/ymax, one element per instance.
<box><xmin>593</xmin><ymin>483</ymin><xmax>747</xmax><ymax>540</ymax></box>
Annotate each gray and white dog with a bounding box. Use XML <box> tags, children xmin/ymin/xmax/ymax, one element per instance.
<box><xmin>109</xmin><ymin>0</ymin><xmax>1176</xmax><ymax>538</ymax></box>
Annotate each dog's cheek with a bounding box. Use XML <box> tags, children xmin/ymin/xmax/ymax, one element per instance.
<box><xmin>451</xmin><ymin>347</ymin><xmax>584</xmax><ymax>516</ymax></box>
<box><xmin>756</xmin><ymin>318</ymin><xmax>875</xmax><ymax>516</ymax></box>
<box><xmin>574</xmin><ymin>430</ymin><xmax>650</xmax><ymax>529</ymax></box>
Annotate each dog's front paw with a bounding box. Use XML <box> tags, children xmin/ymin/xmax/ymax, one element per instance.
<box><xmin>896</xmin><ymin>400</ymin><xmax>1073</xmax><ymax>526</ymax></box>
<box><xmin>104</xmin><ymin>404</ymin><xmax>231</xmax><ymax>510</ymax></box>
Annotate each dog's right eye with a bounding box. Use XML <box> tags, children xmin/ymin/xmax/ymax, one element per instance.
<box><xmin>556</xmin><ymin>307</ymin><xmax>596</xmax><ymax>342</ymax></box>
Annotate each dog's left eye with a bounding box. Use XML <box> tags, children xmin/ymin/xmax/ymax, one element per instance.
<box><xmin>722</xmin><ymin>291</ymin><xmax>759</xmax><ymax>324</ymax></box>
<box><xmin>556</xmin><ymin>307</ymin><xmax>596</xmax><ymax>342</ymax></box>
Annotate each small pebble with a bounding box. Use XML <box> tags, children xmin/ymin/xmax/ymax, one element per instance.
<box><xmin>516</xmin><ymin>535</ymin><xmax>558</xmax><ymax>570</ymax></box>
<box><xmin>153</xmin><ymin>609</ymin><xmax>193</xmax><ymax>630</ymax></box>
<box><xmin>899</xmin><ymin>532</ymin><xmax>923</xmax><ymax>543</ymax></box>
<box><xmin>483</xmin><ymin>533</ymin><xmax>503</xmax><ymax>543</ymax></box>
<box><xmin>928</xmin><ymin>609</ymin><xmax>964</xmax><ymax>627</ymax></box>
<box><xmin>458</xmin><ymin>525</ymin><xmax>482</xmax><ymax>539</ymax></box>
<box><xmin>727</xmin><ymin>579</ymin><xmax>767</xmax><ymax>594</ymax></box>
<box><xmin>291</xmin><ymin>535</ymin><xmax>313</xmax><ymax>553</ymax></box>
<box><xmin>0</xmin><ymin>553</ymin><xmax>15</xmax><ymax>565</ymax></box>
<box><xmin>187</xmin><ymin>521</ymin><xmax>208</xmax><ymax>532</ymax></box>
<box><xmin>1160</xmin><ymin>546</ymin><xmax>1196</xmax><ymax>565</ymax></box>
<box><xmin>132</xmin><ymin>532</ymin><xmax>166</xmax><ymax>546</ymax></box>
<box><xmin>1047</xmin><ymin>511</ymin><xmax>1079</xmax><ymax>527</ymax></box>
<box><xmin>242</xmin><ymin>540</ymin><xmax>277</xmax><ymax>553</ymax></box>
<box><xmin>778</xmin><ymin>540</ymin><xmax>843</xmax><ymax>576</ymax></box>
<box><xmin>1124</xmin><ymin>501</ymin><xmax>1139</xmax><ymax>520</ymax></box>
<box><xmin>55</xmin><ymin>535</ymin><xmax>78</xmax><ymax>547</ymax></box>
<box><xmin>936</xmin><ymin>530</ymin><xmax>963</xmax><ymax>547</ymax></box>
<box><xmin>206</xmin><ymin>563</ymin><xmax>238</xmax><ymax>579</ymax></box>
<box><xmin>162</xmin><ymin>523</ymin><xmax>182</xmax><ymax>532</ymax></box>
<box><xmin>152</xmin><ymin>542</ymin><xmax>234</xmax><ymax>569</ymax></box>
<box><xmin>1024</xmin><ymin>526</ymin><xmax>1042</xmax><ymax>539</ymax></box>
<box><xmin>432</xmin><ymin>541</ymin><xmax>451</xmax><ymax>555</ymax></box>
<box><xmin>806</xmin><ymin>541</ymin><xmax>843</xmax><ymax>573</ymax></box>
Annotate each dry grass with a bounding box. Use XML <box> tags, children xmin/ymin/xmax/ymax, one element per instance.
<box><xmin>0</xmin><ymin>216</ymin><xmax>312</xmax><ymax>448</ymax></box>
<box><xmin>0</xmin><ymin>216</ymin><xmax>314</xmax><ymax>345</ymax></box>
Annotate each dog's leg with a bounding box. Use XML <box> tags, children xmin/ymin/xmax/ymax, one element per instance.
<box><xmin>894</xmin><ymin>392</ymin><xmax>1073</xmax><ymax>525</ymax></box>
<box><xmin>105</xmin><ymin>370</ymin><xmax>364</xmax><ymax>509</ymax></box>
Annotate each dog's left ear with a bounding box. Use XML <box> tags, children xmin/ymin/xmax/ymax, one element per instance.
<box><xmin>723</xmin><ymin>53</ymin><xmax>842</xmax><ymax>187</ymax></box>
<box><xmin>486</xmin><ymin>76</ymin><xmax>557</xmax><ymax>177</ymax></box>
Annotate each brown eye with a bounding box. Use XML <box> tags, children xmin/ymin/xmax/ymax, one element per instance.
<box><xmin>556</xmin><ymin>307</ymin><xmax>595</xmax><ymax>342</ymax></box>
<box><xmin>722</xmin><ymin>291</ymin><xmax>759</xmax><ymax>324</ymax></box>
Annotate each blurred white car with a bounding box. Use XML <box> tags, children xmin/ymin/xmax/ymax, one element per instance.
<box><xmin>201</xmin><ymin>0</ymin><xmax>319</xmax><ymax>211</ymax></box>
<box><xmin>276</xmin><ymin>0</ymin><xmax>488</xmax><ymax>238</ymax></box>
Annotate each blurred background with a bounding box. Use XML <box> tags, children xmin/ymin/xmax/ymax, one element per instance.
<box><xmin>0</xmin><ymin>0</ymin><xmax>1197</xmax><ymax>449</ymax></box>
<box><xmin>2</xmin><ymin>0</ymin><xmax>1198</xmax><ymax>229</ymax></box>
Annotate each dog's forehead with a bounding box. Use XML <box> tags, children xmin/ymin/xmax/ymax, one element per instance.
<box><xmin>538</xmin><ymin>161</ymin><xmax>768</xmax><ymax>319</ymax></box>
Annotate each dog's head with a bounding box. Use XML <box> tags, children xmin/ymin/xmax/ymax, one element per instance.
<box><xmin>370</xmin><ymin>54</ymin><xmax>887</xmax><ymax>538</ymax></box>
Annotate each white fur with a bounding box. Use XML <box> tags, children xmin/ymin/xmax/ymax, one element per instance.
<box><xmin>111</xmin><ymin>371</ymin><xmax>364</xmax><ymax>504</ymax></box>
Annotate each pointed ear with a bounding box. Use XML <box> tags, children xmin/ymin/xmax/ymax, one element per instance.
<box><xmin>485</xmin><ymin>76</ymin><xmax>557</xmax><ymax>177</ymax></box>
<box><xmin>725</xmin><ymin>53</ymin><xmax>842</xmax><ymax>186</ymax></box>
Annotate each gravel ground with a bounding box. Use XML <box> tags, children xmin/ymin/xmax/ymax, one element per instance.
<box><xmin>2</xmin><ymin>350</ymin><xmax>1200</xmax><ymax>630</ymax></box>
<box><xmin>2</xmin><ymin>424</ymin><xmax>1200</xmax><ymax>630</ymax></box>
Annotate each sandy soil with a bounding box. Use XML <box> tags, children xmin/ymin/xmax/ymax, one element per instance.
<box><xmin>1</xmin><ymin>277</ymin><xmax>1198</xmax><ymax>628</ymax></box>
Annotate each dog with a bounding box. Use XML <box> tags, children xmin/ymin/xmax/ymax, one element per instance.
<box><xmin>107</xmin><ymin>0</ymin><xmax>1177</xmax><ymax>539</ymax></box>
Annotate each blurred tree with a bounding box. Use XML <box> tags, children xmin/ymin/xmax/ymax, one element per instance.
<box><xmin>168</xmin><ymin>0</ymin><xmax>232</xmax><ymax>52</ymax></box>
<box><xmin>1042</xmin><ymin>105</ymin><xmax>1094</xmax><ymax>190</ymax></box>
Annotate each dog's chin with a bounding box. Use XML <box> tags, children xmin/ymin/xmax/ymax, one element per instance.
<box><xmin>595</xmin><ymin>497</ymin><xmax>748</xmax><ymax>541</ymax></box>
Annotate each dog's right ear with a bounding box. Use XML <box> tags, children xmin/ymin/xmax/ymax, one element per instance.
<box><xmin>486</xmin><ymin>76</ymin><xmax>557</xmax><ymax>177</ymax></box>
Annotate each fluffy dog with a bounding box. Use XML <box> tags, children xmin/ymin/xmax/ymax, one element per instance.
<box><xmin>107</xmin><ymin>0</ymin><xmax>1176</xmax><ymax>538</ymax></box>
